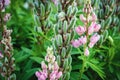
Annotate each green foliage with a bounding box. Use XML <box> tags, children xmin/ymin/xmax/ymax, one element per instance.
<box><xmin>0</xmin><ymin>0</ymin><xmax>120</xmax><ymax>80</ymax></box>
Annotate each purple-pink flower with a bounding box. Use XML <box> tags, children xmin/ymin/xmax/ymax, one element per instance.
<box><xmin>91</xmin><ymin>12</ymin><xmax>97</xmax><ymax>22</ymax></box>
<box><xmin>35</xmin><ymin>47</ymin><xmax>62</xmax><ymax>80</ymax></box>
<box><xmin>75</xmin><ymin>26</ymin><xmax>86</xmax><ymax>35</ymax></box>
<box><xmin>0</xmin><ymin>52</ymin><xmax>3</xmax><ymax>58</ymax></box>
<box><xmin>84</xmin><ymin>47</ymin><xmax>89</xmax><ymax>56</ymax></box>
<box><xmin>94</xmin><ymin>23</ymin><xmax>101</xmax><ymax>32</ymax></box>
<box><xmin>79</xmin><ymin>36</ymin><xmax>87</xmax><ymax>45</ymax></box>
<box><xmin>80</xmin><ymin>14</ymin><xmax>86</xmax><ymax>23</ymax></box>
<box><xmin>89</xmin><ymin>34</ymin><xmax>100</xmax><ymax>48</ymax></box>
<box><xmin>35</xmin><ymin>71</ymin><xmax>47</xmax><ymax>80</ymax></box>
<box><xmin>4</xmin><ymin>0</ymin><xmax>10</xmax><ymax>6</ymax></box>
<box><xmin>71</xmin><ymin>39</ymin><xmax>81</xmax><ymax>48</ymax></box>
<box><xmin>52</xmin><ymin>0</ymin><xmax>58</xmax><ymax>5</ymax></box>
<box><xmin>88</xmin><ymin>22</ymin><xmax>95</xmax><ymax>35</ymax></box>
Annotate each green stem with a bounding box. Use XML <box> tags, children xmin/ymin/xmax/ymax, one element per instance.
<box><xmin>80</xmin><ymin>57</ymin><xmax>86</xmax><ymax>80</ymax></box>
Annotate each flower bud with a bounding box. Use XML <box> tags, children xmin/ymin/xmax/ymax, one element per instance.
<box><xmin>75</xmin><ymin>26</ymin><xmax>86</xmax><ymax>35</ymax></box>
<box><xmin>84</xmin><ymin>47</ymin><xmax>89</xmax><ymax>56</ymax></box>
<box><xmin>80</xmin><ymin>14</ymin><xmax>86</xmax><ymax>23</ymax></box>
<box><xmin>79</xmin><ymin>36</ymin><xmax>87</xmax><ymax>45</ymax></box>
<box><xmin>94</xmin><ymin>24</ymin><xmax>101</xmax><ymax>32</ymax></box>
<box><xmin>71</xmin><ymin>39</ymin><xmax>81</xmax><ymax>48</ymax></box>
<box><xmin>89</xmin><ymin>34</ymin><xmax>100</xmax><ymax>48</ymax></box>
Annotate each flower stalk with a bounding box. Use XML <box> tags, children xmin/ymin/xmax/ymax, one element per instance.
<box><xmin>71</xmin><ymin>0</ymin><xmax>101</xmax><ymax>79</ymax></box>
<box><xmin>0</xmin><ymin>0</ymin><xmax>16</xmax><ymax>80</ymax></box>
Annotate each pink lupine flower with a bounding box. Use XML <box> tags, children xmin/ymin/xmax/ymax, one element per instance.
<box><xmin>91</xmin><ymin>12</ymin><xmax>97</xmax><ymax>22</ymax></box>
<box><xmin>88</xmin><ymin>22</ymin><xmax>95</xmax><ymax>35</ymax></box>
<box><xmin>56</xmin><ymin>71</ymin><xmax>62</xmax><ymax>79</ymax></box>
<box><xmin>50</xmin><ymin>72</ymin><xmax>56</xmax><ymax>80</ymax></box>
<box><xmin>71</xmin><ymin>39</ymin><xmax>82</xmax><ymax>48</ymax></box>
<box><xmin>84</xmin><ymin>47</ymin><xmax>89</xmax><ymax>56</ymax></box>
<box><xmin>80</xmin><ymin>14</ymin><xmax>86</xmax><ymax>23</ymax></box>
<box><xmin>53</xmin><ymin>62</ymin><xmax>59</xmax><ymax>71</ymax></box>
<box><xmin>75</xmin><ymin>26</ymin><xmax>86</xmax><ymax>35</ymax></box>
<box><xmin>52</xmin><ymin>0</ymin><xmax>58</xmax><ymax>5</ymax></box>
<box><xmin>41</xmin><ymin>61</ymin><xmax>47</xmax><ymax>70</ymax></box>
<box><xmin>5</xmin><ymin>0</ymin><xmax>10</xmax><ymax>6</ymax></box>
<box><xmin>89</xmin><ymin>34</ymin><xmax>100</xmax><ymax>48</ymax></box>
<box><xmin>0</xmin><ymin>52</ymin><xmax>3</xmax><ymax>58</ymax></box>
<box><xmin>3</xmin><ymin>13</ymin><xmax>10</xmax><ymax>22</ymax></box>
<box><xmin>79</xmin><ymin>36</ymin><xmax>87</xmax><ymax>45</ymax></box>
<box><xmin>35</xmin><ymin>71</ymin><xmax>47</xmax><ymax>80</ymax></box>
<box><xmin>94</xmin><ymin>24</ymin><xmax>101</xmax><ymax>32</ymax></box>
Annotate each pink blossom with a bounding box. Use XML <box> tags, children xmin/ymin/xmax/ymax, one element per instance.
<box><xmin>71</xmin><ymin>39</ymin><xmax>82</xmax><ymax>48</ymax></box>
<box><xmin>0</xmin><ymin>52</ymin><xmax>3</xmax><ymax>58</ymax></box>
<box><xmin>53</xmin><ymin>62</ymin><xmax>59</xmax><ymax>71</ymax></box>
<box><xmin>5</xmin><ymin>0</ymin><xmax>10</xmax><ymax>6</ymax></box>
<box><xmin>79</xmin><ymin>36</ymin><xmax>87</xmax><ymax>45</ymax></box>
<box><xmin>35</xmin><ymin>71</ymin><xmax>47</xmax><ymax>80</ymax></box>
<box><xmin>89</xmin><ymin>34</ymin><xmax>100</xmax><ymax>48</ymax></box>
<box><xmin>3</xmin><ymin>13</ymin><xmax>10</xmax><ymax>22</ymax></box>
<box><xmin>88</xmin><ymin>22</ymin><xmax>95</xmax><ymax>35</ymax></box>
<box><xmin>84</xmin><ymin>47</ymin><xmax>89</xmax><ymax>56</ymax></box>
<box><xmin>52</xmin><ymin>0</ymin><xmax>58</xmax><ymax>5</ymax></box>
<box><xmin>56</xmin><ymin>71</ymin><xmax>62</xmax><ymax>79</ymax></box>
<box><xmin>94</xmin><ymin>24</ymin><xmax>101</xmax><ymax>32</ymax></box>
<box><xmin>80</xmin><ymin>14</ymin><xmax>86</xmax><ymax>23</ymax></box>
<box><xmin>75</xmin><ymin>26</ymin><xmax>86</xmax><ymax>35</ymax></box>
<box><xmin>91</xmin><ymin>12</ymin><xmax>97</xmax><ymax>22</ymax></box>
<box><xmin>50</xmin><ymin>72</ymin><xmax>56</xmax><ymax>80</ymax></box>
<box><xmin>41</xmin><ymin>61</ymin><xmax>47</xmax><ymax>70</ymax></box>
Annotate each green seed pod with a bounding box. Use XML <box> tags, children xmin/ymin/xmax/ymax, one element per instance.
<box><xmin>63</xmin><ymin>59</ymin><xmax>68</xmax><ymax>70</ymax></box>
<box><xmin>64</xmin><ymin>72</ymin><xmax>70</xmax><ymax>80</ymax></box>
<box><xmin>58</xmin><ymin>12</ymin><xmax>65</xmax><ymax>20</ymax></box>
<box><xmin>108</xmin><ymin>36</ymin><xmax>114</xmax><ymax>45</ymax></box>
<box><xmin>67</xmin><ymin>6</ymin><xmax>73</xmax><ymax>17</ymax></box>
<box><xmin>40</xmin><ymin>3</ymin><xmax>45</xmax><ymax>17</ymax></box>
<box><xmin>67</xmin><ymin>18</ymin><xmax>76</xmax><ymax>31</ymax></box>
<box><xmin>58</xmin><ymin>3</ymin><xmax>62</xmax><ymax>12</ymax></box>
<box><xmin>53</xmin><ymin>39</ymin><xmax>58</xmax><ymax>49</ymax></box>
<box><xmin>100</xmin><ymin>35</ymin><xmax>104</xmax><ymax>45</ymax></box>
<box><xmin>66</xmin><ymin>45</ymin><xmax>72</xmax><ymax>56</ymax></box>
<box><xmin>57</xmin><ymin>35</ymin><xmax>63</xmax><ymax>46</ymax></box>
<box><xmin>63</xmin><ymin>21</ymin><xmax>67</xmax><ymax>33</ymax></box>
<box><xmin>46</xmin><ymin>2</ymin><xmax>51</xmax><ymax>14</ymax></box>
<box><xmin>101</xmin><ymin>20</ymin><xmax>105</xmax><ymax>30</ymax></box>
<box><xmin>105</xmin><ymin>5</ymin><xmax>110</xmax><ymax>16</ymax></box>
<box><xmin>72</xmin><ymin>7</ymin><xmax>78</xmax><ymax>15</ymax></box>
<box><xmin>61</xmin><ymin>47</ymin><xmax>66</xmax><ymax>58</ymax></box>
<box><xmin>70</xmin><ymin>30</ymin><xmax>75</xmax><ymax>40</ymax></box>
<box><xmin>103</xmin><ymin>30</ymin><xmax>109</xmax><ymax>40</ymax></box>
<box><xmin>58</xmin><ymin>21</ymin><xmax>62</xmax><ymax>29</ymax></box>
<box><xmin>68</xmin><ymin>56</ymin><xmax>72</xmax><ymax>65</ymax></box>
<box><xmin>65</xmin><ymin>33</ymin><xmax>71</xmax><ymax>45</ymax></box>
<box><xmin>57</xmin><ymin>55</ymin><xmax>61</xmax><ymax>66</ymax></box>
<box><xmin>106</xmin><ymin>17</ymin><xmax>112</xmax><ymax>29</ymax></box>
<box><xmin>54</xmin><ymin>24</ymin><xmax>59</xmax><ymax>35</ymax></box>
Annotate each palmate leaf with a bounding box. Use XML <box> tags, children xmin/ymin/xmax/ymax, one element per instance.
<box><xmin>87</xmin><ymin>62</ymin><xmax>105</xmax><ymax>80</ymax></box>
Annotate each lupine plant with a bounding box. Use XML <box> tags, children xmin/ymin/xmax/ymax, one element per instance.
<box><xmin>0</xmin><ymin>0</ymin><xmax>120</xmax><ymax>80</ymax></box>
<box><xmin>52</xmin><ymin>0</ymin><xmax>78</xmax><ymax>80</ymax></box>
<box><xmin>71</xmin><ymin>0</ymin><xmax>104</xmax><ymax>79</ymax></box>
<box><xmin>0</xmin><ymin>0</ymin><xmax>15</xmax><ymax>80</ymax></box>
<box><xmin>35</xmin><ymin>47</ymin><xmax>62</xmax><ymax>80</ymax></box>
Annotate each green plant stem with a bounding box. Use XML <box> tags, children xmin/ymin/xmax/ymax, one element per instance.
<box><xmin>80</xmin><ymin>57</ymin><xmax>86</xmax><ymax>80</ymax></box>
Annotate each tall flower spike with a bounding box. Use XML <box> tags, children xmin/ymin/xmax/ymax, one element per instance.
<box><xmin>35</xmin><ymin>47</ymin><xmax>62</xmax><ymax>80</ymax></box>
<box><xmin>52</xmin><ymin>0</ymin><xmax>78</xmax><ymax>79</ymax></box>
<box><xmin>72</xmin><ymin>0</ymin><xmax>101</xmax><ymax>56</ymax></box>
